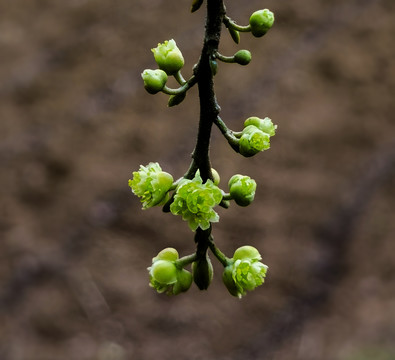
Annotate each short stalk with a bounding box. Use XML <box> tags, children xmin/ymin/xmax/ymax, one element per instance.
<box><xmin>215</xmin><ymin>52</ymin><xmax>235</xmax><ymax>63</ymax></box>
<box><xmin>223</xmin><ymin>15</ymin><xmax>251</xmax><ymax>32</ymax></box>
<box><xmin>175</xmin><ymin>253</ymin><xmax>198</xmax><ymax>269</ymax></box>
<box><xmin>208</xmin><ymin>236</ymin><xmax>230</xmax><ymax>267</ymax></box>
<box><xmin>174</xmin><ymin>71</ymin><xmax>187</xmax><ymax>85</ymax></box>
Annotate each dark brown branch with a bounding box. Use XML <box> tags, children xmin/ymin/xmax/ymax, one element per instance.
<box><xmin>192</xmin><ymin>0</ymin><xmax>225</xmax><ymax>183</ymax></box>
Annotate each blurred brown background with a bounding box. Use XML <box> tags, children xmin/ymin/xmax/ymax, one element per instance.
<box><xmin>1</xmin><ymin>0</ymin><xmax>394</xmax><ymax>359</ymax></box>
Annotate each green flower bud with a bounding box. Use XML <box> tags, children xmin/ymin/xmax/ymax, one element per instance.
<box><xmin>151</xmin><ymin>260</ymin><xmax>178</xmax><ymax>285</ymax></box>
<box><xmin>168</xmin><ymin>91</ymin><xmax>186</xmax><ymax>107</ymax></box>
<box><xmin>234</xmin><ymin>245</ymin><xmax>261</xmax><ymax>261</ymax></box>
<box><xmin>222</xmin><ymin>265</ymin><xmax>240</xmax><ymax>297</ymax></box>
<box><xmin>223</xmin><ymin>246</ymin><xmax>268</xmax><ymax>298</ymax></box>
<box><xmin>153</xmin><ymin>247</ymin><xmax>179</xmax><ymax>262</ymax></box>
<box><xmin>228</xmin><ymin>174</ymin><xmax>257</xmax><ymax>207</ymax></box>
<box><xmin>148</xmin><ymin>249</ymin><xmax>192</xmax><ymax>295</ymax></box>
<box><xmin>244</xmin><ymin>116</ymin><xmax>277</xmax><ymax>137</ymax></box>
<box><xmin>249</xmin><ymin>9</ymin><xmax>275</xmax><ymax>37</ymax></box>
<box><xmin>234</xmin><ymin>50</ymin><xmax>251</xmax><ymax>66</ymax></box>
<box><xmin>193</xmin><ymin>254</ymin><xmax>214</xmax><ymax>290</ymax></box>
<box><xmin>227</xmin><ymin>26</ymin><xmax>240</xmax><ymax>44</ymax></box>
<box><xmin>190</xmin><ymin>0</ymin><xmax>203</xmax><ymax>13</ymax></box>
<box><xmin>210</xmin><ymin>58</ymin><xmax>218</xmax><ymax>76</ymax></box>
<box><xmin>173</xmin><ymin>269</ymin><xmax>193</xmax><ymax>295</ymax></box>
<box><xmin>211</xmin><ymin>168</ymin><xmax>220</xmax><ymax>186</ymax></box>
<box><xmin>239</xmin><ymin>125</ymin><xmax>270</xmax><ymax>157</ymax></box>
<box><xmin>152</xmin><ymin>39</ymin><xmax>185</xmax><ymax>75</ymax></box>
<box><xmin>141</xmin><ymin>69</ymin><xmax>168</xmax><ymax>94</ymax></box>
<box><xmin>170</xmin><ymin>173</ymin><xmax>222</xmax><ymax>231</ymax></box>
<box><xmin>129</xmin><ymin>162</ymin><xmax>174</xmax><ymax>209</ymax></box>
<box><xmin>196</xmin><ymin>168</ymin><xmax>220</xmax><ymax>186</ymax></box>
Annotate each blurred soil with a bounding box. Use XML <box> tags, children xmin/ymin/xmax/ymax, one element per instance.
<box><xmin>0</xmin><ymin>0</ymin><xmax>395</xmax><ymax>359</ymax></box>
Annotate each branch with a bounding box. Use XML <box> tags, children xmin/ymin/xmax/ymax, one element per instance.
<box><xmin>192</xmin><ymin>0</ymin><xmax>225</xmax><ymax>183</ymax></box>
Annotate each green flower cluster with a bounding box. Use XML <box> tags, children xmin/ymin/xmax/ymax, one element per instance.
<box><xmin>223</xmin><ymin>246</ymin><xmax>268</xmax><ymax>298</ymax></box>
<box><xmin>238</xmin><ymin>116</ymin><xmax>277</xmax><ymax>157</ymax></box>
<box><xmin>128</xmin><ymin>162</ymin><xmax>173</xmax><ymax>209</ymax></box>
<box><xmin>148</xmin><ymin>248</ymin><xmax>192</xmax><ymax>295</ymax></box>
<box><xmin>170</xmin><ymin>174</ymin><xmax>222</xmax><ymax>231</ymax></box>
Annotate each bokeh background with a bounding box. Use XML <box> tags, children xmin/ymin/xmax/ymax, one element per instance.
<box><xmin>1</xmin><ymin>0</ymin><xmax>394</xmax><ymax>359</ymax></box>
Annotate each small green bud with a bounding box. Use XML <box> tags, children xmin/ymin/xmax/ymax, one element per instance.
<box><xmin>249</xmin><ymin>9</ymin><xmax>275</xmax><ymax>37</ymax></box>
<box><xmin>234</xmin><ymin>50</ymin><xmax>251</xmax><ymax>66</ymax></box>
<box><xmin>141</xmin><ymin>69</ymin><xmax>168</xmax><ymax>94</ymax></box>
<box><xmin>228</xmin><ymin>174</ymin><xmax>257</xmax><ymax>207</ymax></box>
<box><xmin>191</xmin><ymin>0</ymin><xmax>203</xmax><ymax>12</ymax></box>
<box><xmin>196</xmin><ymin>168</ymin><xmax>220</xmax><ymax>185</ymax></box>
<box><xmin>153</xmin><ymin>247</ymin><xmax>179</xmax><ymax>262</ymax></box>
<box><xmin>152</xmin><ymin>39</ymin><xmax>185</xmax><ymax>75</ymax></box>
<box><xmin>168</xmin><ymin>91</ymin><xmax>186</xmax><ymax>107</ymax></box>
<box><xmin>222</xmin><ymin>246</ymin><xmax>268</xmax><ymax>298</ymax></box>
<box><xmin>222</xmin><ymin>265</ymin><xmax>240</xmax><ymax>297</ymax></box>
<box><xmin>150</xmin><ymin>260</ymin><xmax>178</xmax><ymax>285</ymax></box>
<box><xmin>244</xmin><ymin>116</ymin><xmax>277</xmax><ymax>137</ymax></box>
<box><xmin>173</xmin><ymin>269</ymin><xmax>193</xmax><ymax>295</ymax></box>
<box><xmin>210</xmin><ymin>59</ymin><xmax>218</xmax><ymax>76</ymax></box>
<box><xmin>211</xmin><ymin>168</ymin><xmax>220</xmax><ymax>186</ymax></box>
<box><xmin>239</xmin><ymin>125</ymin><xmax>270</xmax><ymax>157</ymax></box>
<box><xmin>227</xmin><ymin>26</ymin><xmax>240</xmax><ymax>44</ymax></box>
<box><xmin>234</xmin><ymin>245</ymin><xmax>261</xmax><ymax>261</ymax></box>
<box><xmin>193</xmin><ymin>254</ymin><xmax>214</xmax><ymax>290</ymax></box>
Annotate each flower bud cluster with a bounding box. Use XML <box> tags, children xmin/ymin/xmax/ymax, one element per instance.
<box><xmin>238</xmin><ymin>116</ymin><xmax>277</xmax><ymax>157</ymax></box>
<box><xmin>223</xmin><ymin>246</ymin><xmax>268</xmax><ymax>298</ymax></box>
<box><xmin>141</xmin><ymin>39</ymin><xmax>185</xmax><ymax>95</ymax></box>
<box><xmin>148</xmin><ymin>248</ymin><xmax>193</xmax><ymax>295</ymax></box>
<box><xmin>170</xmin><ymin>174</ymin><xmax>222</xmax><ymax>231</ymax></box>
<box><xmin>128</xmin><ymin>162</ymin><xmax>174</xmax><ymax>209</ymax></box>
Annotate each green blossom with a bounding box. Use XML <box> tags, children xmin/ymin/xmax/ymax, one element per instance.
<box><xmin>244</xmin><ymin>116</ymin><xmax>277</xmax><ymax>137</ymax></box>
<box><xmin>152</xmin><ymin>39</ymin><xmax>185</xmax><ymax>75</ymax></box>
<box><xmin>249</xmin><ymin>9</ymin><xmax>275</xmax><ymax>37</ymax></box>
<box><xmin>148</xmin><ymin>248</ymin><xmax>193</xmax><ymax>295</ymax></box>
<box><xmin>223</xmin><ymin>246</ymin><xmax>268</xmax><ymax>298</ymax></box>
<box><xmin>239</xmin><ymin>125</ymin><xmax>271</xmax><ymax>157</ymax></box>
<box><xmin>170</xmin><ymin>174</ymin><xmax>222</xmax><ymax>231</ymax></box>
<box><xmin>228</xmin><ymin>174</ymin><xmax>257</xmax><ymax>207</ymax></box>
<box><xmin>129</xmin><ymin>162</ymin><xmax>174</xmax><ymax>209</ymax></box>
<box><xmin>141</xmin><ymin>69</ymin><xmax>168</xmax><ymax>94</ymax></box>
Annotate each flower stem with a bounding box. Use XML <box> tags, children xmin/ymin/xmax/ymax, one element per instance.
<box><xmin>214</xmin><ymin>116</ymin><xmax>240</xmax><ymax>151</ymax></box>
<box><xmin>208</xmin><ymin>236</ymin><xmax>230</xmax><ymax>267</ymax></box>
<box><xmin>162</xmin><ymin>75</ymin><xmax>196</xmax><ymax>95</ymax></box>
<box><xmin>215</xmin><ymin>51</ymin><xmax>235</xmax><ymax>63</ymax></box>
<box><xmin>223</xmin><ymin>15</ymin><xmax>251</xmax><ymax>32</ymax></box>
<box><xmin>175</xmin><ymin>253</ymin><xmax>198</xmax><ymax>269</ymax></box>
